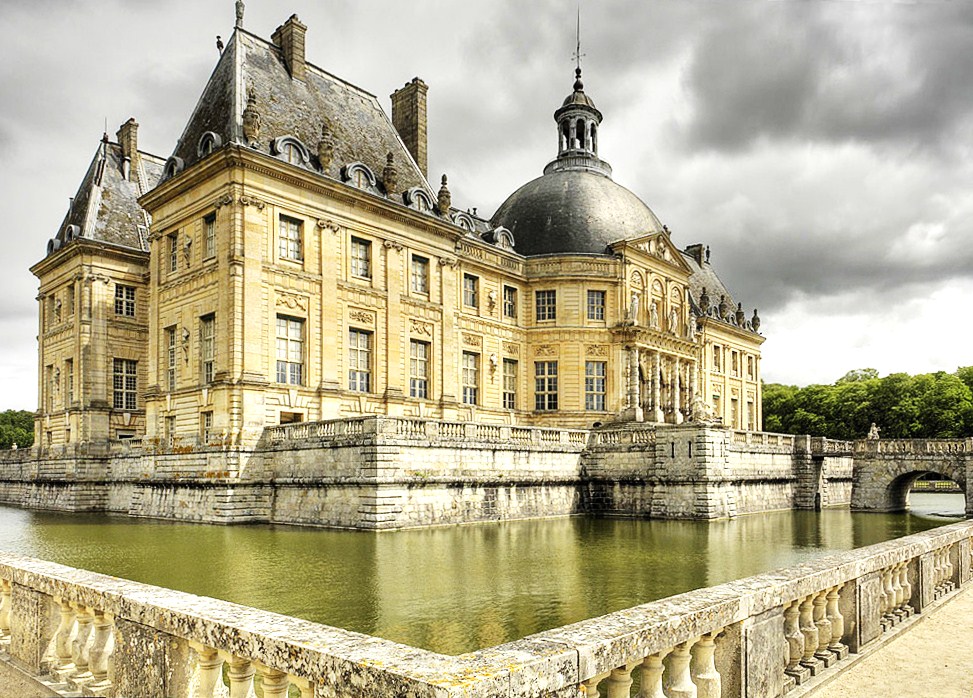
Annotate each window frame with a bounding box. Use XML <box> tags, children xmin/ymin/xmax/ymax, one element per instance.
<box><xmin>502</xmin><ymin>358</ymin><xmax>518</xmax><ymax>410</ymax></box>
<box><xmin>535</xmin><ymin>289</ymin><xmax>557</xmax><ymax>322</ymax></box>
<box><xmin>586</xmin><ymin>289</ymin><xmax>606</xmax><ymax>321</ymax></box>
<box><xmin>203</xmin><ymin>213</ymin><xmax>216</xmax><ymax>260</ymax></box>
<box><xmin>534</xmin><ymin>361</ymin><xmax>558</xmax><ymax>411</ymax></box>
<box><xmin>463</xmin><ymin>274</ymin><xmax>479</xmax><ymax>308</ymax></box>
<box><xmin>200</xmin><ymin>411</ymin><xmax>214</xmax><ymax>444</ymax></box>
<box><xmin>168</xmin><ymin>233</ymin><xmax>179</xmax><ymax>273</ymax></box>
<box><xmin>275</xmin><ymin>315</ymin><xmax>305</xmax><ymax>385</ymax></box>
<box><xmin>462</xmin><ymin>351</ymin><xmax>480</xmax><ymax>405</ymax></box>
<box><xmin>585</xmin><ymin>360</ymin><xmax>607</xmax><ymax>411</ymax></box>
<box><xmin>112</xmin><ymin>358</ymin><xmax>138</xmax><ymax>410</ymax></box>
<box><xmin>348</xmin><ymin>328</ymin><xmax>372</xmax><ymax>392</ymax></box>
<box><xmin>409</xmin><ymin>339</ymin><xmax>430</xmax><ymax>399</ymax></box>
<box><xmin>114</xmin><ymin>284</ymin><xmax>136</xmax><ymax>318</ymax></box>
<box><xmin>502</xmin><ymin>285</ymin><xmax>517</xmax><ymax>319</ymax></box>
<box><xmin>278</xmin><ymin>215</ymin><xmax>304</xmax><ymax>263</ymax></box>
<box><xmin>410</xmin><ymin>255</ymin><xmax>429</xmax><ymax>295</ymax></box>
<box><xmin>200</xmin><ymin>314</ymin><xmax>215</xmax><ymax>384</ymax></box>
<box><xmin>165</xmin><ymin>326</ymin><xmax>177</xmax><ymax>392</ymax></box>
<box><xmin>350</xmin><ymin>237</ymin><xmax>372</xmax><ymax>279</ymax></box>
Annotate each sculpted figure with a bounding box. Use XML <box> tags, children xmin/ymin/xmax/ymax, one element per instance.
<box><xmin>649</xmin><ymin>303</ymin><xmax>659</xmax><ymax>329</ymax></box>
<box><xmin>669</xmin><ymin>308</ymin><xmax>679</xmax><ymax>334</ymax></box>
<box><xmin>629</xmin><ymin>291</ymin><xmax>640</xmax><ymax>323</ymax></box>
<box><xmin>317</xmin><ymin>121</ymin><xmax>336</xmax><ymax>171</ymax></box>
<box><xmin>867</xmin><ymin>422</ymin><xmax>881</xmax><ymax>440</ymax></box>
<box><xmin>242</xmin><ymin>88</ymin><xmax>261</xmax><ymax>146</ymax></box>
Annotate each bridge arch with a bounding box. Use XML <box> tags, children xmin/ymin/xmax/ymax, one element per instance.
<box><xmin>852</xmin><ymin>444</ymin><xmax>970</xmax><ymax>516</ymax></box>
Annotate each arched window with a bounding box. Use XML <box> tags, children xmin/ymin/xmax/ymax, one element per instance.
<box><xmin>560</xmin><ymin>121</ymin><xmax>570</xmax><ymax>152</ymax></box>
<box><xmin>576</xmin><ymin>118</ymin><xmax>586</xmax><ymax>149</ymax></box>
<box><xmin>590</xmin><ymin>123</ymin><xmax>598</xmax><ymax>154</ymax></box>
<box><xmin>404</xmin><ymin>187</ymin><xmax>435</xmax><ymax>213</ymax></box>
<box><xmin>452</xmin><ymin>211</ymin><xmax>476</xmax><ymax>233</ymax></box>
<box><xmin>271</xmin><ymin>136</ymin><xmax>310</xmax><ymax>167</ymax></box>
<box><xmin>197</xmin><ymin>131</ymin><xmax>223</xmax><ymax>158</ymax></box>
<box><xmin>163</xmin><ymin>156</ymin><xmax>185</xmax><ymax>180</ymax></box>
<box><xmin>342</xmin><ymin>162</ymin><xmax>377</xmax><ymax>190</ymax></box>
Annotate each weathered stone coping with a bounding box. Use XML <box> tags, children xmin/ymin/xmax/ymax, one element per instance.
<box><xmin>1</xmin><ymin>520</ymin><xmax>971</xmax><ymax>696</ymax></box>
<box><xmin>854</xmin><ymin>438</ymin><xmax>973</xmax><ymax>455</ymax></box>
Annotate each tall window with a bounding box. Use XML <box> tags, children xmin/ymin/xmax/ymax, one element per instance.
<box><xmin>165</xmin><ymin>327</ymin><xmax>177</xmax><ymax>391</ymax></box>
<box><xmin>503</xmin><ymin>359</ymin><xmax>518</xmax><ymax>410</ymax></box>
<box><xmin>200</xmin><ymin>314</ymin><xmax>215</xmax><ymax>384</ymax></box>
<box><xmin>279</xmin><ymin>215</ymin><xmax>303</xmax><ymax>261</ymax></box>
<box><xmin>165</xmin><ymin>416</ymin><xmax>175</xmax><ymax>444</ymax></box>
<box><xmin>410</xmin><ymin>255</ymin><xmax>429</xmax><ymax>294</ymax></box>
<box><xmin>713</xmin><ymin>345</ymin><xmax>722</xmax><ymax>372</ymax></box>
<box><xmin>65</xmin><ymin>359</ymin><xmax>74</xmax><ymax>405</ymax></box>
<box><xmin>113</xmin><ymin>359</ymin><xmax>137</xmax><ymax>410</ymax></box>
<box><xmin>585</xmin><ymin>361</ymin><xmax>607</xmax><ymax>411</ymax></box>
<box><xmin>409</xmin><ymin>340</ymin><xmax>429</xmax><ymax>398</ymax></box>
<box><xmin>115</xmin><ymin>285</ymin><xmax>136</xmax><ymax>317</ymax></box>
<box><xmin>462</xmin><ymin>352</ymin><xmax>479</xmax><ymax>405</ymax></box>
<box><xmin>276</xmin><ymin>316</ymin><xmax>304</xmax><ymax>385</ymax></box>
<box><xmin>348</xmin><ymin>329</ymin><xmax>371</xmax><ymax>392</ymax></box>
<box><xmin>203</xmin><ymin>213</ymin><xmax>216</xmax><ymax>259</ymax></box>
<box><xmin>587</xmin><ymin>290</ymin><xmax>606</xmax><ymax>321</ymax></box>
<box><xmin>503</xmin><ymin>286</ymin><xmax>517</xmax><ymax>319</ymax></box>
<box><xmin>731</xmin><ymin>351</ymin><xmax>740</xmax><ymax>377</ymax></box>
<box><xmin>200</xmin><ymin>411</ymin><xmax>213</xmax><ymax>443</ymax></box>
<box><xmin>66</xmin><ymin>285</ymin><xmax>75</xmax><ymax>316</ymax></box>
<box><xmin>534</xmin><ymin>361</ymin><xmax>558</xmax><ymax>411</ymax></box>
<box><xmin>45</xmin><ymin>365</ymin><xmax>54</xmax><ymax>411</ymax></box>
<box><xmin>747</xmin><ymin>356</ymin><xmax>755</xmax><ymax>380</ymax></box>
<box><xmin>168</xmin><ymin>234</ymin><xmax>178</xmax><ymax>273</ymax></box>
<box><xmin>535</xmin><ymin>290</ymin><xmax>556</xmax><ymax>321</ymax></box>
<box><xmin>463</xmin><ymin>274</ymin><xmax>478</xmax><ymax>308</ymax></box>
<box><xmin>350</xmin><ymin>237</ymin><xmax>371</xmax><ymax>278</ymax></box>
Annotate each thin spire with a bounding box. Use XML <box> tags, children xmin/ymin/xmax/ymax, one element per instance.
<box><xmin>572</xmin><ymin>4</ymin><xmax>585</xmax><ymax>73</ymax></box>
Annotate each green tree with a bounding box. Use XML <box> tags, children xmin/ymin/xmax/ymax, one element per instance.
<box><xmin>0</xmin><ymin>410</ymin><xmax>34</xmax><ymax>448</ymax></box>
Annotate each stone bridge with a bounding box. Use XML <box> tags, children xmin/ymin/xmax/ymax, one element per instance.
<box><xmin>852</xmin><ymin>439</ymin><xmax>973</xmax><ymax>517</ymax></box>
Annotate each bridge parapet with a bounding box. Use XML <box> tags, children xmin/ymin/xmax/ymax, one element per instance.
<box><xmin>854</xmin><ymin>438</ymin><xmax>973</xmax><ymax>456</ymax></box>
<box><xmin>2</xmin><ymin>518</ymin><xmax>971</xmax><ymax>696</ymax></box>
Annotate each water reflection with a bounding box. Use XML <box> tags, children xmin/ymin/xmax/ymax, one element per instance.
<box><xmin>0</xmin><ymin>503</ymin><xmax>960</xmax><ymax>655</ymax></box>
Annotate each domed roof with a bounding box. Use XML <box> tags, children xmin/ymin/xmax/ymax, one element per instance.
<box><xmin>491</xmin><ymin>169</ymin><xmax>664</xmax><ymax>256</ymax></box>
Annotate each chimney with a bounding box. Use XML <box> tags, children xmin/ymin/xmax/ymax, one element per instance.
<box><xmin>391</xmin><ymin>78</ymin><xmax>428</xmax><ymax>178</ymax></box>
<box><xmin>271</xmin><ymin>14</ymin><xmax>307</xmax><ymax>81</ymax></box>
<box><xmin>684</xmin><ymin>243</ymin><xmax>705</xmax><ymax>266</ymax></box>
<box><xmin>116</xmin><ymin>118</ymin><xmax>140</xmax><ymax>183</ymax></box>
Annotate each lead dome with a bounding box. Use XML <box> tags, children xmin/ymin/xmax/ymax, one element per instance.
<box><xmin>491</xmin><ymin>68</ymin><xmax>664</xmax><ymax>255</ymax></box>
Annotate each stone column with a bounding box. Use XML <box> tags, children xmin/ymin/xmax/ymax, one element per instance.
<box><xmin>620</xmin><ymin>346</ymin><xmax>643</xmax><ymax>422</ymax></box>
<box><xmin>652</xmin><ymin>351</ymin><xmax>663</xmax><ymax>422</ymax></box>
<box><xmin>673</xmin><ymin>357</ymin><xmax>683</xmax><ymax>424</ymax></box>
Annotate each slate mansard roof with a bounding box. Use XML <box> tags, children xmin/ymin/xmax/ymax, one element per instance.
<box><xmin>47</xmin><ymin>139</ymin><xmax>165</xmax><ymax>256</ymax></box>
<box><xmin>166</xmin><ymin>29</ymin><xmax>431</xmax><ymax>197</ymax></box>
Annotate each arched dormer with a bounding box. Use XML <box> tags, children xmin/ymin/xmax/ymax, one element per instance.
<box><xmin>403</xmin><ymin>187</ymin><xmax>434</xmax><ymax>213</ymax></box>
<box><xmin>197</xmin><ymin>131</ymin><xmax>223</xmax><ymax>158</ymax></box>
<box><xmin>163</xmin><ymin>156</ymin><xmax>185</xmax><ymax>180</ymax></box>
<box><xmin>341</xmin><ymin>161</ymin><xmax>376</xmax><ymax>190</ymax></box>
<box><xmin>271</xmin><ymin>136</ymin><xmax>310</xmax><ymax>166</ymax></box>
<box><xmin>452</xmin><ymin>211</ymin><xmax>476</xmax><ymax>233</ymax></box>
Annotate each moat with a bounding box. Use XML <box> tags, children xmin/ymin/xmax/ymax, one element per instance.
<box><xmin>0</xmin><ymin>494</ymin><xmax>962</xmax><ymax>655</ymax></box>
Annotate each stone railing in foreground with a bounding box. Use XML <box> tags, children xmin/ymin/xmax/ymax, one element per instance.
<box><xmin>1</xmin><ymin>522</ymin><xmax>971</xmax><ymax>698</ymax></box>
<box><xmin>853</xmin><ymin>437</ymin><xmax>973</xmax><ymax>456</ymax></box>
<box><xmin>264</xmin><ymin>415</ymin><xmax>591</xmax><ymax>448</ymax></box>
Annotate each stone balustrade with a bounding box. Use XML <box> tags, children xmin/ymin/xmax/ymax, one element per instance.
<box><xmin>1</xmin><ymin>520</ymin><xmax>971</xmax><ymax>697</ymax></box>
<box><xmin>854</xmin><ymin>438</ymin><xmax>973</xmax><ymax>455</ymax></box>
<box><xmin>731</xmin><ymin>430</ymin><xmax>797</xmax><ymax>449</ymax></box>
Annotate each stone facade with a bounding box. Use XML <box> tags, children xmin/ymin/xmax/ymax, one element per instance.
<box><xmin>31</xmin><ymin>13</ymin><xmax>764</xmax><ymax>458</ymax></box>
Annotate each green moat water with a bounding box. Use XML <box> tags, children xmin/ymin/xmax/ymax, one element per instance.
<box><xmin>0</xmin><ymin>494</ymin><xmax>963</xmax><ymax>655</ymax></box>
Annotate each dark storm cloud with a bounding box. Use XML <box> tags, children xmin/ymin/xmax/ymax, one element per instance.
<box><xmin>682</xmin><ymin>2</ymin><xmax>973</xmax><ymax>153</ymax></box>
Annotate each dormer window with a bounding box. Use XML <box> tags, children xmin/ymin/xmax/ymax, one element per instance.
<box><xmin>342</xmin><ymin>162</ymin><xmax>376</xmax><ymax>190</ymax></box>
<box><xmin>404</xmin><ymin>187</ymin><xmax>434</xmax><ymax>213</ymax></box>
<box><xmin>197</xmin><ymin>131</ymin><xmax>223</xmax><ymax>158</ymax></box>
<box><xmin>163</xmin><ymin>156</ymin><xmax>185</xmax><ymax>180</ymax></box>
<box><xmin>271</xmin><ymin>136</ymin><xmax>310</xmax><ymax>167</ymax></box>
<box><xmin>452</xmin><ymin>212</ymin><xmax>476</xmax><ymax>232</ymax></box>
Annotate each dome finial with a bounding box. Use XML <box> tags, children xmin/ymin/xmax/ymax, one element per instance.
<box><xmin>571</xmin><ymin>4</ymin><xmax>585</xmax><ymax>92</ymax></box>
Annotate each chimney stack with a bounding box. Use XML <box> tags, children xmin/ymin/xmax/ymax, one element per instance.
<box><xmin>271</xmin><ymin>14</ymin><xmax>307</xmax><ymax>81</ymax></box>
<box><xmin>391</xmin><ymin>78</ymin><xmax>428</xmax><ymax>178</ymax></box>
<box><xmin>684</xmin><ymin>243</ymin><xmax>705</xmax><ymax>266</ymax></box>
<box><xmin>116</xmin><ymin>118</ymin><xmax>140</xmax><ymax>183</ymax></box>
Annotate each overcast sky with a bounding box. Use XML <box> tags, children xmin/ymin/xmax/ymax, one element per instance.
<box><xmin>1</xmin><ymin>0</ymin><xmax>971</xmax><ymax>410</ymax></box>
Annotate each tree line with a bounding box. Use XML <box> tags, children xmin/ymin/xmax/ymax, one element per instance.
<box><xmin>763</xmin><ymin>367</ymin><xmax>973</xmax><ymax>440</ymax></box>
<box><xmin>0</xmin><ymin>410</ymin><xmax>33</xmax><ymax>449</ymax></box>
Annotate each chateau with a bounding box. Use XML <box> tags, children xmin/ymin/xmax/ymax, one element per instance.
<box><xmin>31</xmin><ymin>12</ymin><xmax>763</xmax><ymax>451</ymax></box>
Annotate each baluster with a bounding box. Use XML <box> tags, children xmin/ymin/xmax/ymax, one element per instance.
<box><xmin>880</xmin><ymin>567</ymin><xmax>895</xmax><ymax>628</ymax></box>
<box><xmin>665</xmin><ymin>638</ymin><xmax>699</xmax><ymax>698</ymax></box>
<box><xmin>86</xmin><ymin>610</ymin><xmax>115</xmax><ymax>696</ymax></box>
<box><xmin>798</xmin><ymin>595</ymin><xmax>821</xmax><ymax>674</ymax></box>
<box><xmin>812</xmin><ymin>590</ymin><xmax>834</xmax><ymax>665</ymax></box>
<box><xmin>581</xmin><ymin>671</ymin><xmax>608</xmax><ymax>698</ymax></box>
<box><xmin>944</xmin><ymin>547</ymin><xmax>955</xmax><ymax>591</ymax></box>
<box><xmin>826</xmin><ymin>585</ymin><xmax>848</xmax><ymax>660</ymax></box>
<box><xmin>934</xmin><ymin>549</ymin><xmax>945</xmax><ymax>595</ymax></box>
<box><xmin>290</xmin><ymin>675</ymin><xmax>314</xmax><ymax>698</ymax></box>
<box><xmin>0</xmin><ymin>579</ymin><xmax>11</xmax><ymax>642</ymax></box>
<box><xmin>70</xmin><ymin>605</ymin><xmax>95</xmax><ymax>688</ymax></box>
<box><xmin>255</xmin><ymin>663</ymin><xmax>290</xmax><ymax>698</ymax></box>
<box><xmin>189</xmin><ymin>643</ymin><xmax>225</xmax><ymax>697</ymax></box>
<box><xmin>226</xmin><ymin>655</ymin><xmax>256</xmax><ymax>698</ymax></box>
<box><xmin>899</xmin><ymin>563</ymin><xmax>914</xmax><ymax>615</ymax></box>
<box><xmin>606</xmin><ymin>664</ymin><xmax>635</xmax><ymax>698</ymax></box>
<box><xmin>638</xmin><ymin>650</ymin><xmax>671</xmax><ymax>698</ymax></box>
<box><xmin>691</xmin><ymin>631</ymin><xmax>721</xmax><ymax>698</ymax></box>
<box><xmin>51</xmin><ymin>598</ymin><xmax>77</xmax><ymax>679</ymax></box>
<box><xmin>783</xmin><ymin>599</ymin><xmax>809</xmax><ymax>684</ymax></box>
<box><xmin>891</xmin><ymin>563</ymin><xmax>905</xmax><ymax>619</ymax></box>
